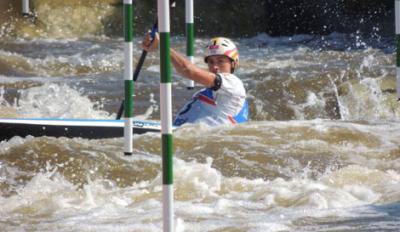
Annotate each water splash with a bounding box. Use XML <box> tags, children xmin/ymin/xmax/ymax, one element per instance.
<box><xmin>10</xmin><ymin>83</ymin><xmax>114</xmax><ymax>118</ymax></box>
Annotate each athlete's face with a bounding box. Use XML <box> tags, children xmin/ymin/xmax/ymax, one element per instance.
<box><xmin>207</xmin><ymin>55</ymin><xmax>234</xmax><ymax>74</ymax></box>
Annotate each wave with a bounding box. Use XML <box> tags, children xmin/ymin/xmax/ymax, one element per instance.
<box><xmin>0</xmin><ymin>121</ymin><xmax>399</xmax><ymax>230</ymax></box>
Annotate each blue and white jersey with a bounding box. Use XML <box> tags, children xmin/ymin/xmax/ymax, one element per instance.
<box><xmin>174</xmin><ymin>73</ymin><xmax>248</xmax><ymax>127</ymax></box>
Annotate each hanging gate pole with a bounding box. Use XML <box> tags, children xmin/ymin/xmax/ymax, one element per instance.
<box><xmin>22</xmin><ymin>0</ymin><xmax>30</xmax><ymax>16</ymax></box>
<box><xmin>158</xmin><ymin>0</ymin><xmax>174</xmax><ymax>231</ymax></box>
<box><xmin>185</xmin><ymin>0</ymin><xmax>195</xmax><ymax>89</ymax></box>
<box><xmin>396</xmin><ymin>0</ymin><xmax>400</xmax><ymax>101</ymax></box>
<box><xmin>123</xmin><ymin>0</ymin><xmax>134</xmax><ymax>155</ymax></box>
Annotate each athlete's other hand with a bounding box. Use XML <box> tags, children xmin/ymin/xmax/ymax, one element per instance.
<box><xmin>141</xmin><ymin>31</ymin><xmax>159</xmax><ymax>52</ymax></box>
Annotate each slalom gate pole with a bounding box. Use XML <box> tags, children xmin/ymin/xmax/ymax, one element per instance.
<box><xmin>22</xmin><ymin>0</ymin><xmax>30</xmax><ymax>16</ymax></box>
<box><xmin>396</xmin><ymin>0</ymin><xmax>400</xmax><ymax>101</ymax></box>
<box><xmin>123</xmin><ymin>0</ymin><xmax>134</xmax><ymax>155</ymax></box>
<box><xmin>116</xmin><ymin>21</ymin><xmax>157</xmax><ymax>120</ymax></box>
<box><xmin>158</xmin><ymin>0</ymin><xmax>174</xmax><ymax>230</ymax></box>
<box><xmin>185</xmin><ymin>0</ymin><xmax>195</xmax><ymax>89</ymax></box>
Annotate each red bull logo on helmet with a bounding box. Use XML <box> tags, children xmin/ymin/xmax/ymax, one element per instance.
<box><xmin>209</xmin><ymin>45</ymin><xmax>219</xmax><ymax>50</ymax></box>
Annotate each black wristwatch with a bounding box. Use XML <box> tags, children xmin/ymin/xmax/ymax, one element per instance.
<box><xmin>211</xmin><ymin>73</ymin><xmax>222</xmax><ymax>91</ymax></box>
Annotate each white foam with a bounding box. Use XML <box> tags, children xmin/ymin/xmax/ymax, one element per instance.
<box><xmin>14</xmin><ymin>83</ymin><xmax>113</xmax><ymax>118</ymax></box>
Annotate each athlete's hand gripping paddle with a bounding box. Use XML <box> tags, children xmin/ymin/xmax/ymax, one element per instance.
<box><xmin>134</xmin><ymin>23</ymin><xmax>158</xmax><ymax>81</ymax></box>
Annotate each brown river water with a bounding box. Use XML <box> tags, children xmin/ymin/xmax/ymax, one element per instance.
<box><xmin>0</xmin><ymin>1</ymin><xmax>399</xmax><ymax>231</ymax></box>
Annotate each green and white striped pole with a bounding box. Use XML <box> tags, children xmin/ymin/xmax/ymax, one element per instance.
<box><xmin>123</xmin><ymin>0</ymin><xmax>134</xmax><ymax>155</ymax></box>
<box><xmin>158</xmin><ymin>0</ymin><xmax>174</xmax><ymax>231</ymax></box>
<box><xmin>185</xmin><ymin>0</ymin><xmax>195</xmax><ymax>89</ymax></box>
<box><xmin>396</xmin><ymin>0</ymin><xmax>400</xmax><ymax>101</ymax></box>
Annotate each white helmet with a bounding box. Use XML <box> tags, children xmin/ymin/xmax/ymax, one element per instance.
<box><xmin>204</xmin><ymin>37</ymin><xmax>239</xmax><ymax>64</ymax></box>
